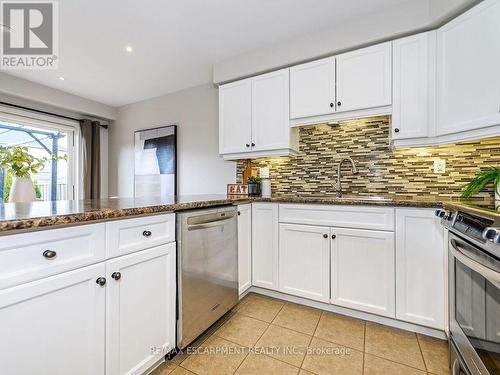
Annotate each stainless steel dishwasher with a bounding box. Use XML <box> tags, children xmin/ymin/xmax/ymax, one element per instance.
<box><xmin>176</xmin><ymin>206</ymin><xmax>238</xmax><ymax>349</ymax></box>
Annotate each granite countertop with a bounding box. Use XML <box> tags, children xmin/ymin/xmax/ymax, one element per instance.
<box><xmin>0</xmin><ymin>193</ymin><xmax>481</xmax><ymax>234</ymax></box>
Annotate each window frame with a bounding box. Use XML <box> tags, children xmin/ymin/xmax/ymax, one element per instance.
<box><xmin>0</xmin><ymin>105</ymin><xmax>81</xmax><ymax>201</ymax></box>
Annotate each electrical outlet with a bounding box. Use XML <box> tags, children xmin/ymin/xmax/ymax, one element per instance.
<box><xmin>434</xmin><ymin>159</ymin><xmax>446</xmax><ymax>174</ymax></box>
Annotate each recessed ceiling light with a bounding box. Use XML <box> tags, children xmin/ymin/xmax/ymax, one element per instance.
<box><xmin>58</xmin><ymin>76</ymin><xmax>65</xmax><ymax>81</ymax></box>
<box><xmin>124</xmin><ymin>45</ymin><xmax>134</xmax><ymax>53</ymax></box>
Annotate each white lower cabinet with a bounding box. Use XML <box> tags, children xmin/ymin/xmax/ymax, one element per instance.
<box><xmin>279</xmin><ymin>224</ymin><xmax>330</xmax><ymax>302</ymax></box>
<box><xmin>252</xmin><ymin>203</ymin><xmax>279</xmax><ymax>290</ymax></box>
<box><xmin>331</xmin><ymin>228</ymin><xmax>395</xmax><ymax>317</ymax></box>
<box><xmin>237</xmin><ymin>204</ymin><xmax>252</xmax><ymax>295</ymax></box>
<box><xmin>106</xmin><ymin>243</ymin><xmax>176</xmax><ymax>375</ymax></box>
<box><xmin>0</xmin><ymin>263</ymin><xmax>106</xmax><ymax>375</ymax></box>
<box><xmin>396</xmin><ymin>208</ymin><xmax>445</xmax><ymax>329</ymax></box>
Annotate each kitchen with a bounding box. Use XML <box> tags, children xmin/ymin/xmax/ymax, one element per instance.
<box><xmin>0</xmin><ymin>1</ymin><xmax>499</xmax><ymax>375</ymax></box>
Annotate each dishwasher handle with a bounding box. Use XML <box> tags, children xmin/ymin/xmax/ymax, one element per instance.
<box><xmin>187</xmin><ymin>216</ymin><xmax>234</xmax><ymax>231</ymax></box>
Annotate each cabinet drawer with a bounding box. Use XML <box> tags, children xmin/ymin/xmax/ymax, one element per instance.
<box><xmin>279</xmin><ymin>204</ymin><xmax>395</xmax><ymax>231</ymax></box>
<box><xmin>0</xmin><ymin>223</ymin><xmax>106</xmax><ymax>290</ymax></box>
<box><xmin>107</xmin><ymin>214</ymin><xmax>175</xmax><ymax>257</ymax></box>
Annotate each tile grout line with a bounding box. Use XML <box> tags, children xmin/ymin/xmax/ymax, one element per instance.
<box><xmin>362</xmin><ymin>321</ymin><xmax>366</xmax><ymax>375</ymax></box>
<box><xmin>415</xmin><ymin>333</ymin><xmax>429</xmax><ymax>373</ymax></box>
<box><xmin>298</xmin><ymin>310</ymin><xmax>323</xmax><ymax>371</ymax></box>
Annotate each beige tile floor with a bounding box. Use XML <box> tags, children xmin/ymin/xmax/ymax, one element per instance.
<box><xmin>151</xmin><ymin>293</ymin><xmax>451</xmax><ymax>375</ymax></box>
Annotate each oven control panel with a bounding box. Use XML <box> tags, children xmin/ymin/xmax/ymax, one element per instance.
<box><xmin>452</xmin><ymin>211</ymin><xmax>494</xmax><ymax>244</ymax></box>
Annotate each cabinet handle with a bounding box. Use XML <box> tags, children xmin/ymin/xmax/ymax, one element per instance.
<box><xmin>143</xmin><ymin>230</ymin><xmax>152</xmax><ymax>237</ymax></box>
<box><xmin>394</xmin><ymin>128</ymin><xmax>400</xmax><ymax>133</ymax></box>
<box><xmin>42</xmin><ymin>250</ymin><xmax>57</xmax><ymax>259</ymax></box>
<box><xmin>330</xmin><ymin>102</ymin><xmax>334</xmax><ymax>108</ymax></box>
<box><xmin>251</xmin><ymin>142</ymin><xmax>255</xmax><ymax>147</ymax></box>
<box><xmin>246</xmin><ymin>144</ymin><xmax>250</xmax><ymax>148</ymax></box>
<box><xmin>331</xmin><ymin>234</ymin><xmax>336</xmax><ymax>239</ymax></box>
<box><xmin>96</xmin><ymin>277</ymin><xmax>107</xmax><ymax>287</ymax></box>
<box><xmin>337</xmin><ymin>101</ymin><xmax>342</xmax><ymax>106</ymax></box>
<box><xmin>323</xmin><ymin>234</ymin><xmax>328</xmax><ymax>238</ymax></box>
<box><xmin>237</xmin><ymin>211</ymin><xmax>241</xmax><ymax>216</ymax></box>
<box><xmin>111</xmin><ymin>272</ymin><xmax>121</xmax><ymax>281</ymax></box>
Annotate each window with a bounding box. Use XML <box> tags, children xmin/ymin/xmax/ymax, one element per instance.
<box><xmin>0</xmin><ymin>108</ymin><xmax>79</xmax><ymax>202</ymax></box>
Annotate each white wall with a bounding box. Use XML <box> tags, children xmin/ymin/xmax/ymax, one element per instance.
<box><xmin>109</xmin><ymin>83</ymin><xmax>235</xmax><ymax>197</ymax></box>
<box><xmin>0</xmin><ymin>73</ymin><xmax>117</xmax><ymax>120</ymax></box>
<box><xmin>212</xmin><ymin>0</ymin><xmax>479</xmax><ymax>84</ymax></box>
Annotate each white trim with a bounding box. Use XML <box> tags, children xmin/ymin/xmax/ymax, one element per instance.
<box><xmin>0</xmin><ymin>104</ymin><xmax>79</xmax><ymax>130</ymax></box>
<box><xmin>392</xmin><ymin>123</ymin><xmax>500</xmax><ymax>148</ymax></box>
<box><xmin>222</xmin><ymin>147</ymin><xmax>298</xmax><ymax>160</ymax></box>
<box><xmin>290</xmin><ymin>105</ymin><xmax>392</xmax><ymax>127</ymax></box>
<box><xmin>248</xmin><ymin>286</ymin><xmax>447</xmax><ymax>340</ymax></box>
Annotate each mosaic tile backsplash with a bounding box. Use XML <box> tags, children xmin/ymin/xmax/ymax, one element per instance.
<box><xmin>236</xmin><ymin>116</ymin><xmax>500</xmax><ymax>198</ymax></box>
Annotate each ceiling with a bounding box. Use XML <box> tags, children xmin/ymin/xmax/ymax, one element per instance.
<box><xmin>2</xmin><ymin>0</ymin><xmax>442</xmax><ymax>107</ymax></box>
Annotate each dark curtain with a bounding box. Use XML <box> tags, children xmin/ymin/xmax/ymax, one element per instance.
<box><xmin>80</xmin><ymin>119</ymin><xmax>101</xmax><ymax>199</ymax></box>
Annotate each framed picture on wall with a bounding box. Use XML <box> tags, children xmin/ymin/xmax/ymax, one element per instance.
<box><xmin>134</xmin><ymin>125</ymin><xmax>177</xmax><ymax>198</ymax></box>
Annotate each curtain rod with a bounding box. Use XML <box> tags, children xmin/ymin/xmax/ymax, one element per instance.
<box><xmin>0</xmin><ymin>101</ymin><xmax>109</xmax><ymax>129</ymax></box>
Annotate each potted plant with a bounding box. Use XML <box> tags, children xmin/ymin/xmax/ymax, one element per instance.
<box><xmin>247</xmin><ymin>175</ymin><xmax>262</xmax><ymax>196</ymax></box>
<box><xmin>0</xmin><ymin>146</ymin><xmax>54</xmax><ymax>203</ymax></box>
<box><xmin>462</xmin><ymin>168</ymin><xmax>500</xmax><ymax>206</ymax></box>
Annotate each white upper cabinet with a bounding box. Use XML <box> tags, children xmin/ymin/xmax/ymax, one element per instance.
<box><xmin>219</xmin><ymin>78</ymin><xmax>252</xmax><ymax>154</ymax></box>
<box><xmin>336</xmin><ymin>42</ymin><xmax>392</xmax><ymax>113</ymax></box>
<box><xmin>219</xmin><ymin>69</ymin><xmax>298</xmax><ymax>160</ymax></box>
<box><xmin>392</xmin><ymin>32</ymin><xmax>435</xmax><ymax>141</ymax></box>
<box><xmin>436</xmin><ymin>0</ymin><xmax>500</xmax><ymax>136</ymax></box>
<box><xmin>290</xmin><ymin>57</ymin><xmax>336</xmax><ymax>119</ymax></box>
<box><xmin>251</xmin><ymin>68</ymin><xmax>291</xmax><ymax>152</ymax></box>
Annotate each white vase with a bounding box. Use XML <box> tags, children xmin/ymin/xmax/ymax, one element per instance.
<box><xmin>9</xmin><ymin>177</ymin><xmax>36</xmax><ymax>203</ymax></box>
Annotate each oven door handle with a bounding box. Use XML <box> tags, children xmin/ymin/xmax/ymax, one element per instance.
<box><xmin>450</xmin><ymin>241</ymin><xmax>500</xmax><ymax>283</ymax></box>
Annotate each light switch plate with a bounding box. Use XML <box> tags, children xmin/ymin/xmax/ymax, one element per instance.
<box><xmin>434</xmin><ymin>159</ymin><xmax>446</xmax><ymax>174</ymax></box>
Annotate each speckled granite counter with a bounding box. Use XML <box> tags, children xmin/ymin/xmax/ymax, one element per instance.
<box><xmin>0</xmin><ymin>194</ymin><xmax>479</xmax><ymax>234</ymax></box>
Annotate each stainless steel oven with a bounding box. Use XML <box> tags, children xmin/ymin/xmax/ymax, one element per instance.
<box><xmin>439</xmin><ymin>206</ymin><xmax>500</xmax><ymax>375</ymax></box>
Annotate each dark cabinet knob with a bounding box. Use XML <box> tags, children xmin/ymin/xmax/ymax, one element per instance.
<box><xmin>246</xmin><ymin>144</ymin><xmax>250</xmax><ymax>147</ymax></box>
<box><xmin>330</xmin><ymin>102</ymin><xmax>334</xmax><ymax>108</ymax></box>
<box><xmin>251</xmin><ymin>143</ymin><xmax>255</xmax><ymax>147</ymax></box>
<box><xmin>111</xmin><ymin>272</ymin><xmax>121</xmax><ymax>281</ymax></box>
<box><xmin>323</xmin><ymin>234</ymin><xmax>328</xmax><ymax>238</ymax></box>
<box><xmin>337</xmin><ymin>101</ymin><xmax>342</xmax><ymax>106</ymax></box>
<box><xmin>237</xmin><ymin>211</ymin><xmax>241</xmax><ymax>216</ymax></box>
<box><xmin>394</xmin><ymin>128</ymin><xmax>400</xmax><ymax>133</ymax></box>
<box><xmin>331</xmin><ymin>234</ymin><xmax>336</xmax><ymax>239</ymax></box>
<box><xmin>96</xmin><ymin>277</ymin><xmax>106</xmax><ymax>286</ymax></box>
<box><xmin>143</xmin><ymin>230</ymin><xmax>152</xmax><ymax>237</ymax></box>
<box><xmin>43</xmin><ymin>250</ymin><xmax>57</xmax><ymax>259</ymax></box>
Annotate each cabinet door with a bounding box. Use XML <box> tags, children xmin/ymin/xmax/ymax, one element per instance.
<box><xmin>290</xmin><ymin>57</ymin><xmax>336</xmax><ymax>119</ymax></box>
<box><xmin>219</xmin><ymin>79</ymin><xmax>252</xmax><ymax>154</ymax></box>
<box><xmin>436</xmin><ymin>0</ymin><xmax>500</xmax><ymax>135</ymax></box>
<box><xmin>252</xmin><ymin>203</ymin><xmax>279</xmax><ymax>290</ymax></box>
<box><xmin>392</xmin><ymin>32</ymin><xmax>435</xmax><ymax>140</ymax></box>
<box><xmin>0</xmin><ymin>263</ymin><xmax>106</xmax><ymax>375</ymax></box>
<box><xmin>279</xmin><ymin>223</ymin><xmax>330</xmax><ymax>302</ymax></box>
<box><xmin>395</xmin><ymin>209</ymin><xmax>445</xmax><ymax>329</ymax></box>
<box><xmin>336</xmin><ymin>42</ymin><xmax>392</xmax><ymax>112</ymax></box>
<box><xmin>238</xmin><ymin>204</ymin><xmax>252</xmax><ymax>295</ymax></box>
<box><xmin>331</xmin><ymin>227</ymin><xmax>395</xmax><ymax>317</ymax></box>
<box><xmin>251</xmin><ymin>68</ymin><xmax>290</xmax><ymax>152</ymax></box>
<box><xmin>106</xmin><ymin>243</ymin><xmax>176</xmax><ymax>375</ymax></box>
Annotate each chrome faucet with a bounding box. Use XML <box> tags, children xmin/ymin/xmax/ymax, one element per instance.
<box><xmin>336</xmin><ymin>157</ymin><xmax>358</xmax><ymax>198</ymax></box>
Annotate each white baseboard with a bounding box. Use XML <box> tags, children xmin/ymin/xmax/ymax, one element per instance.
<box><xmin>248</xmin><ymin>286</ymin><xmax>447</xmax><ymax>340</ymax></box>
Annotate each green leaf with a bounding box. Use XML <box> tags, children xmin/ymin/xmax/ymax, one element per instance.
<box><xmin>462</xmin><ymin>168</ymin><xmax>500</xmax><ymax>198</ymax></box>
